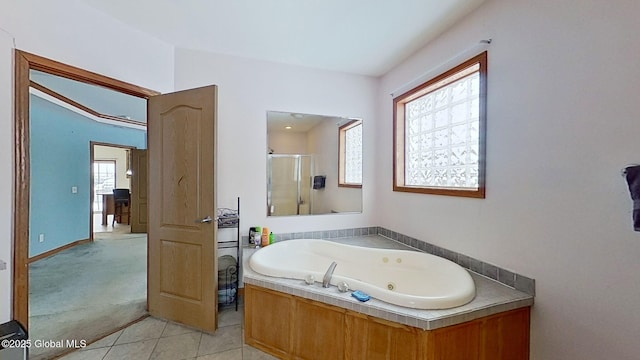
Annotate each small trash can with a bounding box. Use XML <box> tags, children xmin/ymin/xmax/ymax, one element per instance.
<box><xmin>0</xmin><ymin>320</ymin><xmax>28</xmax><ymax>360</ymax></box>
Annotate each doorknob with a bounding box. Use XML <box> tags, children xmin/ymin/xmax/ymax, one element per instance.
<box><xmin>200</xmin><ymin>216</ymin><xmax>213</xmax><ymax>223</ymax></box>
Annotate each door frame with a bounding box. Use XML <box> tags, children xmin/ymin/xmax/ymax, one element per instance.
<box><xmin>13</xmin><ymin>49</ymin><xmax>160</xmax><ymax>328</ymax></box>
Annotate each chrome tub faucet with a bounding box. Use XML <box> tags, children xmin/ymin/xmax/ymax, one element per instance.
<box><xmin>322</xmin><ymin>261</ymin><xmax>337</xmax><ymax>288</ymax></box>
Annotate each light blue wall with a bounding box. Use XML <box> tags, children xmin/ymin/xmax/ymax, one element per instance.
<box><xmin>29</xmin><ymin>95</ymin><xmax>146</xmax><ymax>257</ymax></box>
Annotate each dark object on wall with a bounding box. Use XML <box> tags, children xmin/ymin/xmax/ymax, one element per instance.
<box><xmin>313</xmin><ymin>175</ymin><xmax>326</xmax><ymax>190</ymax></box>
<box><xmin>623</xmin><ymin>165</ymin><xmax>640</xmax><ymax>231</ymax></box>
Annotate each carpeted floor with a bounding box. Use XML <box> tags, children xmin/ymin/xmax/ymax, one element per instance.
<box><xmin>29</xmin><ymin>226</ymin><xmax>147</xmax><ymax>360</ymax></box>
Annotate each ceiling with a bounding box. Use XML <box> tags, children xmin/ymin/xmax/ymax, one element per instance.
<box><xmin>30</xmin><ymin>70</ymin><xmax>147</xmax><ymax>122</ymax></box>
<box><xmin>80</xmin><ymin>0</ymin><xmax>485</xmax><ymax>76</ymax></box>
<box><xmin>267</xmin><ymin>111</ymin><xmax>345</xmax><ymax>134</ymax></box>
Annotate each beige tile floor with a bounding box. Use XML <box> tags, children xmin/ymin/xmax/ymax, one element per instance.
<box><xmin>58</xmin><ymin>306</ymin><xmax>276</xmax><ymax>360</ymax></box>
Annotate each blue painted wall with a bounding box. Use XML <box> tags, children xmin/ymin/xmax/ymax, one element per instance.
<box><xmin>30</xmin><ymin>95</ymin><xmax>146</xmax><ymax>257</ymax></box>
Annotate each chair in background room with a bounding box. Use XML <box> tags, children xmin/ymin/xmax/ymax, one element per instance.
<box><xmin>112</xmin><ymin>188</ymin><xmax>131</xmax><ymax>226</ymax></box>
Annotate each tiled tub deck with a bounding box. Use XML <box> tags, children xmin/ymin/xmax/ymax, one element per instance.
<box><xmin>242</xmin><ymin>233</ymin><xmax>533</xmax><ymax>331</ymax></box>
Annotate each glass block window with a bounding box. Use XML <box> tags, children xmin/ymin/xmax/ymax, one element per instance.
<box><xmin>339</xmin><ymin>119</ymin><xmax>363</xmax><ymax>187</ymax></box>
<box><xmin>393</xmin><ymin>52</ymin><xmax>486</xmax><ymax>198</ymax></box>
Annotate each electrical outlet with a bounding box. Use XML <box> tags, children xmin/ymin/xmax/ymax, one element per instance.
<box><xmin>39</xmin><ymin>233</ymin><xmax>45</xmax><ymax>243</ymax></box>
<box><xmin>0</xmin><ymin>259</ymin><xmax>6</xmax><ymax>271</ymax></box>
<box><xmin>71</xmin><ymin>186</ymin><xmax>78</xmax><ymax>194</ymax></box>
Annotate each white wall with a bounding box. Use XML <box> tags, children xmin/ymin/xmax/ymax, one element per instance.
<box><xmin>0</xmin><ymin>0</ymin><xmax>175</xmax><ymax>323</ymax></box>
<box><xmin>174</xmin><ymin>48</ymin><xmax>377</xmax><ymax>235</ymax></box>
<box><xmin>268</xmin><ymin>131</ymin><xmax>308</xmax><ymax>154</ymax></box>
<box><xmin>307</xmin><ymin>118</ymin><xmax>362</xmax><ymax>214</ymax></box>
<box><xmin>0</xmin><ymin>22</ymin><xmax>14</xmax><ymax>326</ymax></box>
<box><xmin>308</xmin><ymin>119</ymin><xmax>336</xmax><ymax>214</ymax></box>
<box><xmin>376</xmin><ymin>0</ymin><xmax>640</xmax><ymax>359</ymax></box>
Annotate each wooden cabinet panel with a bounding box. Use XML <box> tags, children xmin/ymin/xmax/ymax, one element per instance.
<box><xmin>361</xmin><ymin>318</ymin><xmax>393</xmax><ymax>359</ymax></box>
<box><xmin>426</xmin><ymin>321</ymin><xmax>481</xmax><ymax>360</ymax></box>
<box><xmin>244</xmin><ymin>284</ymin><xmax>530</xmax><ymax>360</ymax></box>
<box><xmin>245</xmin><ymin>285</ymin><xmax>292</xmax><ymax>358</ymax></box>
<box><xmin>345</xmin><ymin>313</ymin><xmax>369</xmax><ymax>359</ymax></box>
<box><xmin>346</xmin><ymin>313</ymin><xmax>421</xmax><ymax>360</ymax></box>
<box><xmin>481</xmin><ymin>307</ymin><xmax>530</xmax><ymax>360</ymax></box>
<box><xmin>390</xmin><ymin>322</ymin><xmax>422</xmax><ymax>360</ymax></box>
<box><xmin>293</xmin><ymin>299</ymin><xmax>345</xmax><ymax>360</ymax></box>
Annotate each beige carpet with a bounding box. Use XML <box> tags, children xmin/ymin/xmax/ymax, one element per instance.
<box><xmin>29</xmin><ymin>226</ymin><xmax>147</xmax><ymax>360</ymax></box>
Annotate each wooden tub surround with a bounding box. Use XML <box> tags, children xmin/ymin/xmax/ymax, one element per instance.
<box><xmin>242</xmin><ymin>238</ymin><xmax>533</xmax><ymax>359</ymax></box>
<box><xmin>245</xmin><ymin>284</ymin><xmax>530</xmax><ymax>359</ymax></box>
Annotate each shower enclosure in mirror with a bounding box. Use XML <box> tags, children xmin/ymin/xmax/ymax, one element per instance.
<box><xmin>268</xmin><ymin>155</ymin><xmax>313</xmax><ymax>216</ymax></box>
<box><xmin>267</xmin><ymin>111</ymin><xmax>363</xmax><ymax>216</ymax></box>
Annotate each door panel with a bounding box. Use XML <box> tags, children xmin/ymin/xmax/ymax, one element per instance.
<box><xmin>130</xmin><ymin>149</ymin><xmax>148</xmax><ymax>233</ymax></box>
<box><xmin>160</xmin><ymin>112</ymin><xmax>201</xmax><ymax>226</ymax></box>
<box><xmin>148</xmin><ymin>85</ymin><xmax>217</xmax><ymax>332</ymax></box>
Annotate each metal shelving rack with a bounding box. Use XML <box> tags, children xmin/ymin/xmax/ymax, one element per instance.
<box><xmin>217</xmin><ymin>197</ymin><xmax>240</xmax><ymax>311</ymax></box>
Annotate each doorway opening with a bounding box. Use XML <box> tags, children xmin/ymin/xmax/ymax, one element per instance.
<box><xmin>14</xmin><ymin>50</ymin><xmax>158</xmax><ymax>359</ymax></box>
<box><xmin>15</xmin><ymin>51</ymin><xmax>221</xmax><ymax>360</ymax></box>
<box><xmin>91</xmin><ymin>143</ymin><xmax>137</xmax><ymax>235</ymax></box>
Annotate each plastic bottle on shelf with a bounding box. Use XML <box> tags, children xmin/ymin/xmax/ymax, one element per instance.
<box><xmin>249</xmin><ymin>227</ymin><xmax>256</xmax><ymax>245</ymax></box>
<box><xmin>261</xmin><ymin>227</ymin><xmax>270</xmax><ymax>247</ymax></box>
<box><xmin>269</xmin><ymin>232</ymin><xmax>275</xmax><ymax>245</ymax></box>
<box><xmin>253</xmin><ymin>226</ymin><xmax>262</xmax><ymax>246</ymax></box>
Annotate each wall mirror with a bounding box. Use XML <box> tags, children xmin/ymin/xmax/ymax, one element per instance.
<box><xmin>267</xmin><ymin>111</ymin><xmax>363</xmax><ymax>216</ymax></box>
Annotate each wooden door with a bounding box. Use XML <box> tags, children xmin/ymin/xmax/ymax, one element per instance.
<box><xmin>130</xmin><ymin>149</ymin><xmax>148</xmax><ymax>233</ymax></box>
<box><xmin>147</xmin><ymin>85</ymin><xmax>218</xmax><ymax>332</ymax></box>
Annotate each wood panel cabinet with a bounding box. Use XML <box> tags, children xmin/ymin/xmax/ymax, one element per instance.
<box><xmin>293</xmin><ymin>299</ymin><xmax>345</xmax><ymax>359</ymax></box>
<box><xmin>346</xmin><ymin>312</ymin><xmax>422</xmax><ymax>360</ymax></box>
<box><xmin>244</xmin><ymin>284</ymin><xmax>530</xmax><ymax>360</ymax></box>
<box><xmin>479</xmin><ymin>305</ymin><xmax>530</xmax><ymax>360</ymax></box>
<box><xmin>244</xmin><ymin>285</ymin><xmax>292</xmax><ymax>358</ymax></box>
<box><xmin>424</xmin><ymin>320</ymin><xmax>481</xmax><ymax>360</ymax></box>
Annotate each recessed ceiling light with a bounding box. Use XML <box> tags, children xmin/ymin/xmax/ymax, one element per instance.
<box><xmin>285</xmin><ymin>126</ymin><xmax>292</xmax><ymax>129</ymax></box>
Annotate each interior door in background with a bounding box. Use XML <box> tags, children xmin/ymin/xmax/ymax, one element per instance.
<box><xmin>130</xmin><ymin>149</ymin><xmax>148</xmax><ymax>233</ymax></box>
<box><xmin>147</xmin><ymin>85</ymin><xmax>218</xmax><ymax>332</ymax></box>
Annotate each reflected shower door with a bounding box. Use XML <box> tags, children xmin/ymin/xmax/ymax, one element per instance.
<box><xmin>298</xmin><ymin>156</ymin><xmax>312</xmax><ymax>215</ymax></box>
<box><xmin>268</xmin><ymin>155</ymin><xmax>312</xmax><ymax>216</ymax></box>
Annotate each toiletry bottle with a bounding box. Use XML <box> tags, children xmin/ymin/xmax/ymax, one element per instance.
<box><xmin>269</xmin><ymin>232</ymin><xmax>275</xmax><ymax>245</ymax></box>
<box><xmin>261</xmin><ymin>227</ymin><xmax>270</xmax><ymax>247</ymax></box>
<box><xmin>249</xmin><ymin>227</ymin><xmax>257</xmax><ymax>245</ymax></box>
<box><xmin>251</xmin><ymin>226</ymin><xmax>262</xmax><ymax>247</ymax></box>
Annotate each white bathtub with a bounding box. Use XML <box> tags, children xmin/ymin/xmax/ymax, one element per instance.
<box><xmin>248</xmin><ymin>239</ymin><xmax>476</xmax><ymax>309</ymax></box>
